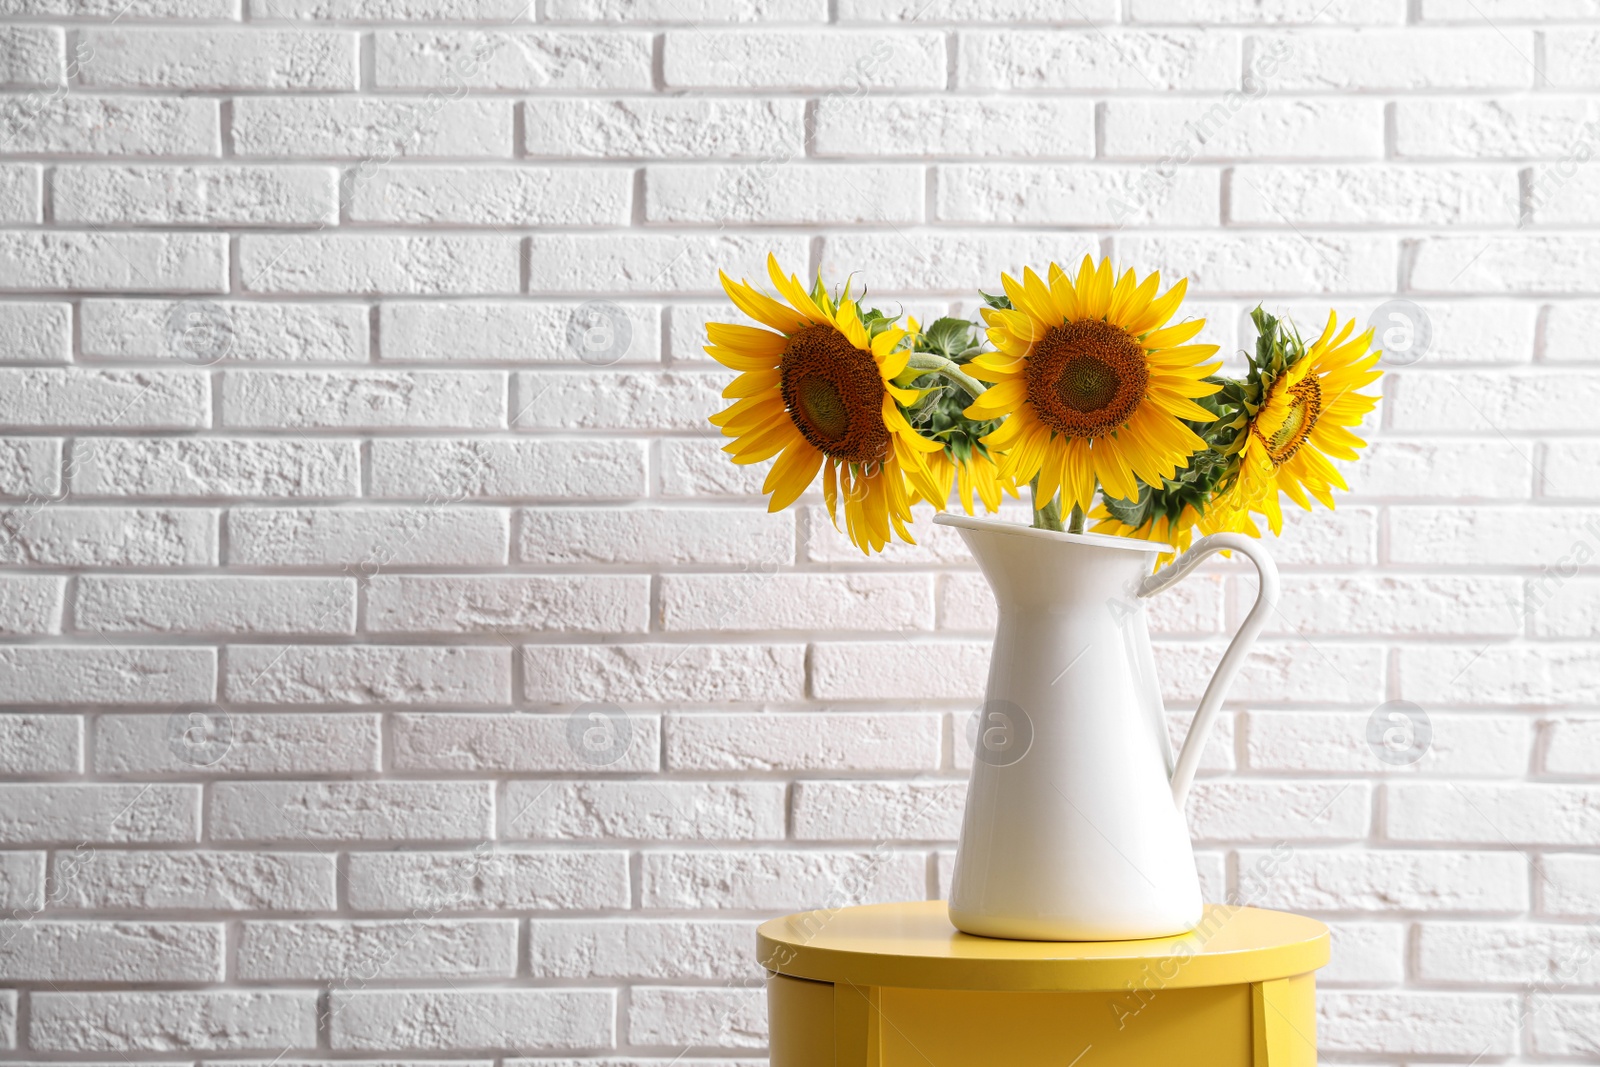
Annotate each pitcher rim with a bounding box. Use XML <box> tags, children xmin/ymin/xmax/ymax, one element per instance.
<box><xmin>933</xmin><ymin>513</ymin><xmax>1174</xmax><ymax>554</ymax></box>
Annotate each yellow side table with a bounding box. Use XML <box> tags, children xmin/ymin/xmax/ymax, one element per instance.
<box><xmin>758</xmin><ymin>900</ymin><xmax>1329</xmax><ymax>1066</ymax></box>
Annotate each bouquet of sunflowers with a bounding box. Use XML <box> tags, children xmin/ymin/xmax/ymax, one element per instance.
<box><xmin>706</xmin><ymin>254</ymin><xmax>1382</xmax><ymax>559</ymax></box>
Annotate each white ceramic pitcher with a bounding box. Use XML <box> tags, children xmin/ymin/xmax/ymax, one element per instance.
<box><xmin>934</xmin><ymin>513</ymin><xmax>1279</xmax><ymax>942</ymax></box>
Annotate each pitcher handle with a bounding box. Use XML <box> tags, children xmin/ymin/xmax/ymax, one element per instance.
<box><xmin>1138</xmin><ymin>533</ymin><xmax>1279</xmax><ymax>809</ymax></box>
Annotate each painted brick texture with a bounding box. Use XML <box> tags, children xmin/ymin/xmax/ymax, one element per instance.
<box><xmin>0</xmin><ymin>3</ymin><xmax>1592</xmax><ymax>1065</ymax></box>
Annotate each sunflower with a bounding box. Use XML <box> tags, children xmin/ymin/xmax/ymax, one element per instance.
<box><xmin>923</xmin><ymin>444</ymin><xmax>1016</xmax><ymax>515</ymax></box>
<box><xmin>1089</xmin><ymin>500</ymin><xmax>1258</xmax><ymax>565</ymax></box>
<box><xmin>963</xmin><ymin>255</ymin><xmax>1223</xmax><ymax>519</ymax></box>
<box><xmin>1222</xmin><ymin>310</ymin><xmax>1381</xmax><ymax>535</ymax></box>
<box><xmin>706</xmin><ymin>254</ymin><xmax>945</xmax><ymax>554</ymax></box>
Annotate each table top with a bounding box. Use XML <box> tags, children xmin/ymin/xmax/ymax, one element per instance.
<box><xmin>757</xmin><ymin>901</ymin><xmax>1329</xmax><ymax>992</ymax></box>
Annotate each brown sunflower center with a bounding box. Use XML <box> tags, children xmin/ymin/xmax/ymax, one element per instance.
<box><xmin>1257</xmin><ymin>377</ymin><xmax>1322</xmax><ymax>466</ymax></box>
<box><xmin>1023</xmin><ymin>319</ymin><xmax>1149</xmax><ymax>439</ymax></box>
<box><xmin>779</xmin><ymin>324</ymin><xmax>889</xmax><ymax>465</ymax></box>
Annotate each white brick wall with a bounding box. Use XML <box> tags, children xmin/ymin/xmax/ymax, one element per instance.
<box><xmin>0</xmin><ymin>3</ymin><xmax>1594</xmax><ymax>1065</ymax></box>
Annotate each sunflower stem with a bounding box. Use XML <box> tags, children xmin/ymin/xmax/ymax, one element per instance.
<box><xmin>1030</xmin><ymin>476</ymin><xmax>1064</xmax><ymax>532</ymax></box>
<box><xmin>1068</xmin><ymin>504</ymin><xmax>1087</xmax><ymax>535</ymax></box>
<box><xmin>905</xmin><ymin>352</ymin><xmax>985</xmax><ymax>401</ymax></box>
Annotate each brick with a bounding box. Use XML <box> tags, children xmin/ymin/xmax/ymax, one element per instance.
<box><xmin>1418</xmin><ymin>921</ymin><xmax>1600</xmax><ymax>985</ymax></box>
<box><xmin>1398</xmin><ymin>645</ymin><xmax>1595</xmax><ymax>706</ymax></box>
<box><xmin>30</xmin><ymin>992</ymin><xmax>317</xmax><ymax>1052</ymax></box>
<box><xmin>505</xmin><ymin>780</ymin><xmax>785</xmax><ymax>842</ymax></box>
<box><xmin>1258</xmin><ymin>506</ymin><xmax>1377</xmax><ymax>566</ymax></box>
<box><xmin>660</xmin><ymin>573</ymin><xmax>933</xmax><ymax>632</ymax></box>
<box><xmin>0</xmin><ymin>163</ymin><xmax>40</xmax><ymax>221</ymax></box>
<box><xmin>1267</xmin><ymin>575</ymin><xmax>1522</xmax><ymax>637</ymax></box>
<box><xmin>228</xmin><ymin>506</ymin><xmax>509</xmax><ymax>567</ymax></box>
<box><xmin>55</xmin><ymin>165</ymin><xmax>335</xmax><ymax>225</ymax></box>
<box><xmin>1230</xmin><ymin>164</ymin><xmax>1516</xmax><ymax>225</ymax></box>
<box><xmin>525</xmin><ymin>643</ymin><xmax>804</xmax><ymax>704</ymax></box>
<box><xmin>0</xmin><ymin>96</ymin><xmax>219</xmax><ymax>156</ymax></box>
<box><xmin>1532</xmin><ymin>996</ymin><xmax>1600</xmax><ymax>1058</ymax></box>
<box><xmin>347</xmin><ymin>850</ymin><xmax>630</xmax><ymax>912</ymax></box>
<box><xmin>0</xmin><ymin>26</ymin><xmax>63</xmax><ymax>85</ymax></box>
<box><xmin>0</xmin><ymin>713</ymin><xmax>77</xmax><ymax>771</ymax></box>
<box><xmin>526</xmin><ymin>233</ymin><xmax>808</xmax><ymax>294</ymax></box>
<box><xmin>376</xmin><ymin>29</ymin><xmax>650</xmax><ymax>89</ymax></box>
<box><xmin>846</xmin><ymin>0</ymin><xmax>1116</xmax><ymax>17</ymax></box>
<box><xmin>96</xmin><ymin>713</ymin><xmax>379</xmax><ymax>775</ymax></box>
<box><xmin>519</xmin><ymin>507</ymin><xmax>792</xmax><ymax>565</ymax></box>
<box><xmin>1388</xmin><ymin>781</ymin><xmax>1600</xmax><ymax>845</ymax></box>
<box><xmin>373</xmin><ymin>440</ymin><xmax>647</xmax><ymax>500</ymax></box>
<box><xmin>1104</xmin><ymin>99</ymin><xmax>1384</xmax><ymax>160</ymax></box>
<box><xmin>549</xmin><ymin>0</ymin><xmax>823</xmax><ymax>16</ymax></box>
<box><xmin>1318</xmin><ymin>921</ymin><xmax>1405</xmax><ymax>985</ymax></box>
<box><xmin>5</xmin><ymin>0</ymin><xmax>233</xmax><ymax>15</ymax></box>
<box><xmin>1534</xmin><ymin>578</ymin><xmax>1600</xmax><ymax>638</ymax></box>
<box><xmin>233</xmin><ymin>97</ymin><xmax>511</xmax><ymax>158</ymax></box>
<box><xmin>1189</xmin><ymin>781</ymin><xmax>1370</xmax><ymax>842</ymax></box>
<box><xmin>524</xmin><ymin>97</ymin><xmax>803</xmax><ymax>159</ymax></box>
<box><xmin>667</xmin><ymin>712</ymin><xmax>940</xmax><ymax>772</ymax></box>
<box><xmin>1249</xmin><ymin>29</ymin><xmax>1531</xmax><ymax>89</ymax></box>
<box><xmin>82</xmin><ymin>300</ymin><xmax>367</xmax><ymax>362</ymax></box>
<box><xmin>648</xmin><ymin>163</ymin><xmax>923</xmax><ymax>224</ymax></box>
<box><xmin>0</xmin><ymin>231</ymin><xmax>225</xmax><ymax>293</ymax></box>
<box><xmin>515</xmin><ymin>369</ymin><xmax>723</xmax><ymax>431</ymax></box>
<box><xmin>814</xmin><ymin>97</ymin><xmax>1093</xmax><ymax>158</ymax></box>
<box><xmin>1396</xmin><ymin>97</ymin><xmax>1600</xmax><ymax>158</ymax></box>
<box><xmin>1245</xmin><ymin>710</ymin><xmax>1530</xmax><ymax>776</ymax></box>
<box><xmin>1131</xmin><ymin>0</ymin><xmax>1403</xmax><ymax>18</ymax></box>
<box><xmin>1548</xmin><ymin>28</ymin><xmax>1600</xmax><ymax>86</ymax></box>
<box><xmin>641</xmin><ymin>849</ymin><xmax>926</xmax><ymax>909</ymax></box>
<box><xmin>0</xmin><ymin>853</ymin><xmax>43</xmax><ymax>910</ymax></box>
<box><xmin>936</xmin><ymin>163</ymin><xmax>1218</xmax><ymax>227</ymax></box>
<box><xmin>1391</xmin><ymin>369</ymin><xmax>1600</xmax><ymax>431</ymax></box>
<box><xmin>0</xmin><ymin>647</ymin><xmax>214</xmax><ymax>705</ymax></box>
<box><xmin>222</xmin><ymin>370</ymin><xmax>504</xmax><ymax>430</ymax></box>
<box><xmin>369</xmin><ymin>575</ymin><xmax>648</xmax><ymax>634</ymax></box>
<box><xmin>1</xmin><ymin>507</ymin><xmax>215</xmax><ymax>566</ymax></box>
<box><xmin>628</xmin><ymin>986</ymin><xmax>764</xmax><ymax>1049</ymax></box>
<box><xmin>225</xmin><ymin>645</ymin><xmax>512</xmax><ymax>706</ymax></box>
<box><xmin>0</xmin><ymin>436</ymin><xmax>59</xmax><ymax>496</ymax></box>
<box><xmin>812</xmin><ymin>640</ymin><xmax>986</xmax><ymax>700</ymax></box>
<box><xmin>1236</xmin><ymin>847</ymin><xmax>1527</xmax><ymax>912</ymax></box>
<box><xmin>1318</xmin><ymin>991</ymin><xmax>1519</xmax><ymax>1057</ymax></box>
<box><xmin>331</xmin><ymin>990</ymin><xmax>613</xmax><ymax>1051</ymax></box>
<box><xmin>941</xmin><ymin>570</ymin><xmax>1223</xmax><ymax>634</ymax></box>
<box><xmin>528</xmin><ymin>918</ymin><xmax>757</xmax><ymax>980</ymax></box>
<box><xmin>1390</xmin><ymin>506</ymin><xmax>1600</xmax><ymax>566</ymax></box>
<box><xmin>1116</xmin><ymin>234</ymin><xmax>1394</xmax><ymax>294</ymax></box>
<box><xmin>212</xmin><ymin>781</ymin><xmax>493</xmax><ymax>842</ymax></box>
<box><xmin>0</xmin><ymin>922</ymin><xmax>221</xmax><ymax>982</ymax></box>
<box><xmin>0</xmin><ymin>368</ymin><xmax>207</xmax><ymax>429</ymax></box>
<box><xmin>240</xmin><ymin>235</ymin><xmax>519</xmax><ymax>295</ymax></box>
<box><xmin>352</xmin><ymin>166</ymin><xmax>630</xmax><ymax>226</ymax></box>
<box><xmin>1546</xmin><ymin>442</ymin><xmax>1600</xmax><ymax>498</ymax></box>
<box><xmin>664</xmin><ymin>30</ymin><xmax>943</xmax><ymax>89</ymax></box>
<box><xmin>0</xmin><ymin>783</ymin><xmax>198</xmax><ymax>844</ymax></box>
<box><xmin>659</xmin><ymin>438</ymin><xmax>768</xmax><ymax>498</ymax></box>
<box><xmin>819</xmin><ymin>232</ymin><xmax>1094</xmax><ymax>293</ymax></box>
<box><xmin>1544</xmin><ymin>853</ymin><xmax>1600</xmax><ymax>918</ymax></box>
<box><xmin>128</xmin><ymin>594</ymin><xmax>324</xmax><ymax>672</ymax></box>
<box><xmin>0</xmin><ymin>576</ymin><xmax>63</xmax><ymax>635</ymax></box>
<box><xmin>1414</xmin><ymin>237</ymin><xmax>1600</xmax><ymax>293</ymax></box>
<box><xmin>0</xmin><ymin>303</ymin><xmax>68</xmax><ymax>361</ymax></box>
<box><xmin>80</xmin><ymin>29</ymin><xmax>356</xmax><ymax>89</ymax></box>
<box><xmin>793</xmin><ymin>780</ymin><xmax>963</xmax><ymax>841</ymax></box>
<box><xmin>392</xmin><ymin>712</ymin><xmax>660</xmax><ymax>773</ymax></box>
<box><xmin>960</xmin><ymin>29</ymin><xmax>1235</xmax><ymax>89</ymax></box>
<box><xmin>254</xmin><ymin>0</ymin><xmax>528</xmax><ymax>16</ymax></box>
<box><xmin>1351</xmin><ymin>439</ymin><xmax>1531</xmax><ymax>498</ymax></box>
<box><xmin>49</xmin><ymin>851</ymin><xmax>335</xmax><ymax>911</ymax></box>
<box><xmin>239</xmin><ymin>920</ymin><xmax>517</xmax><ymax>980</ymax></box>
<box><xmin>71</xmin><ymin>439</ymin><xmax>360</xmax><ymax>499</ymax></box>
<box><xmin>1156</xmin><ymin>641</ymin><xmax>1384</xmax><ymax>705</ymax></box>
<box><xmin>380</xmin><ymin>302</ymin><xmax>660</xmax><ymax>363</ymax></box>
<box><xmin>1546</xmin><ymin>304</ymin><xmax>1600</xmax><ymax>362</ymax></box>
